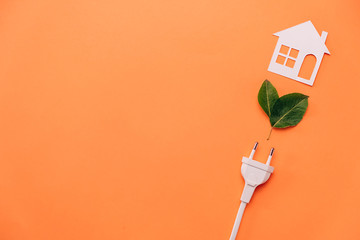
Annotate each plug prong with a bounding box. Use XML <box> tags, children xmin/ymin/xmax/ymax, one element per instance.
<box><xmin>266</xmin><ymin>148</ymin><xmax>274</xmax><ymax>165</ymax></box>
<box><xmin>249</xmin><ymin>142</ymin><xmax>258</xmax><ymax>159</ymax></box>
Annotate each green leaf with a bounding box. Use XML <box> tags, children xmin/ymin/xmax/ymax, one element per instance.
<box><xmin>258</xmin><ymin>80</ymin><xmax>279</xmax><ymax>117</ymax></box>
<box><xmin>270</xmin><ymin>93</ymin><xmax>309</xmax><ymax>128</ymax></box>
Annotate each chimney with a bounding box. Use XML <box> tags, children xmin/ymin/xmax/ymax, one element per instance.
<box><xmin>320</xmin><ymin>31</ymin><xmax>328</xmax><ymax>43</ymax></box>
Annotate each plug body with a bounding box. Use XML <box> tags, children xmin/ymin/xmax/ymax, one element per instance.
<box><xmin>240</xmin><ymin>157</ymin><xmax>274</xmax><ymax>203</ymax></box>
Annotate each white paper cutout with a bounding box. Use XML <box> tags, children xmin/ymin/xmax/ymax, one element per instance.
<box><xmin>268</xmin><ymin>21</ymin><xmax>330</xmax><ymax>86</ymax></box>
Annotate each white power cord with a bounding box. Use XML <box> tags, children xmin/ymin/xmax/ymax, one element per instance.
<box><xmin>229</xmin><ymin>142</ymin><xmax>275</xmax><ymax>240</ymax></box>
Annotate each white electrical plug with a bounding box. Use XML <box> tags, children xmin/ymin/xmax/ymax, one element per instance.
<box><xmin>229</xmin><ymin>142</ymin><xmax>275</xmax><ymax>240</ymax></box>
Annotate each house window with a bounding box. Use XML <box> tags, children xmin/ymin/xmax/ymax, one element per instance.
<box><xmin>276</xmin><ymin>45</ymin><xmax>299</xmax><ymax>68</ymax></box>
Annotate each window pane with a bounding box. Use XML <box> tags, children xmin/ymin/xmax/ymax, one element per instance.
<box><xmin>276</xmin><ymin>55</ymin><xmax>286</xmax><ymax>65</ymax></box>
<box><xmin>286</xmin><ymin>58</ymin><xmax>296</xmax><ymax>68</ymax></box>
<box><xmin>279</xmin><ymin>45</ymin><xmax>290</xmax><ymax>55</ymax></box>
<box><xmin>289</xmin><ymin>48</ymin><xmax>299</xmax><ymax>58</ymax></box>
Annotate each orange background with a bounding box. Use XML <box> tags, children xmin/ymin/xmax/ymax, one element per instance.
<box><xmin>0</xmin><ymin>0</ymin><xmax>360</xmax><ymax>239</ymax></box>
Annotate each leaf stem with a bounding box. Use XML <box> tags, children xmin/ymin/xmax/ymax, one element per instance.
<box><xmin>267</xmin><ymin>127</ymin><xmax>273</xmax><ymax>140</ymax></box>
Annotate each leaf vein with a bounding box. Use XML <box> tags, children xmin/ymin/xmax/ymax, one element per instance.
<box><xmin>272</xmin><ymin>98</ymin><xmax>307</xmax><ymax>127</ymax></box>
<box><xmin>266</xmin><ymin>81</ymin><xmax>270</xmax><ymax>117</ymax></box>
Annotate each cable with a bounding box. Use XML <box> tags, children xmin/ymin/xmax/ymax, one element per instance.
<box><xmin>229</xmin><ymin>202</ymin><xmax>247</xmax><ymax>240</ymax></box>
<box><xmin>229</xmin><ymin>142</ymin><xmax>275</xmax><ymax>240</ymax></box>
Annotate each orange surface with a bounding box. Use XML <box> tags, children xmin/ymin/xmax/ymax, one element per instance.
<box><xmin>0</xmin><ymin>0</ymin><xmax>360</xmax><ymax>239</ymax></box>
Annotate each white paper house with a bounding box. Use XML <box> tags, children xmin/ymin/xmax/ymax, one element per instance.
<box><xmin>268</xmin><ymin>21</ymin><xmax>330</xmax><ymax>86</ymax></box>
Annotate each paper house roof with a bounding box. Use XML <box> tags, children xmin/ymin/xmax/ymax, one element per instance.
<box><xmin>274</xmin><ymin>20</ymin><xmax>330</xmax><ymax>54</ymax></box>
